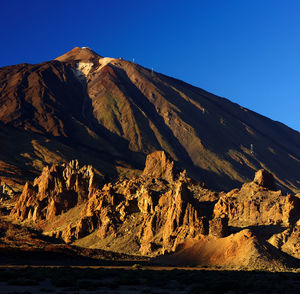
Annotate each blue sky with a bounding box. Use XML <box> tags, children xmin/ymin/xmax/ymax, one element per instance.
<box><xmin>1</xmin><ymin>0</ymin><xmax>299</xmax><ymax>131</ymax></box>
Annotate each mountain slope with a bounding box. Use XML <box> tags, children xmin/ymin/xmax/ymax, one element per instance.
<box><xmin>0</xmin><ymin>47</ymin><xmax>299</xmax><ymax>192</ymax></box>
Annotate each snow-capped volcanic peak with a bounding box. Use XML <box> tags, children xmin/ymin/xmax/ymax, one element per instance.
<box><xmin>55</xmin><ymin>47</ymin><xmax>102</xmax><ymax>63</ymax></box>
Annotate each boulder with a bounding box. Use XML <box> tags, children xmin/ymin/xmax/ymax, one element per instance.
<box><xmin>209</xmin><ymin>216</ymin><xmax>229</xmax><ymax>238</ymax></box>
<box><xmin>142</xmin><ymin>151</ymin><xmax>179</xmax><ymax>183</ymax></box>
<box><xmin>253</xmin><ymin>169</ymin><xmax>276</xmax><ymax>190</ymax></box>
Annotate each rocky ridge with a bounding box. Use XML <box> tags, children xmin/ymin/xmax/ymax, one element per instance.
<box><xmin>9</xmin><ymin>151</ymin><xmax>300</xmax><ymax>267</ymax></box>
<box><xmin>213</xmin><ymin>172</ymin><xmax>300</xmax><ymax>228</ymax></box>
<box><xmin>12</xmin><ymin>152</ymin><xmax>213</xmax><ymax>255</ymax></box>
<box><xmin>11</xmin><ymin>160</ymin><xmax>98</xmax><ymax>221</ymax></box>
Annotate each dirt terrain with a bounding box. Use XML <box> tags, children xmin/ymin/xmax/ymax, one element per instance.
<box><xmin>0</xmin><ymin>266</ymin><xmax>300</xmax><ymax>293</ymax></box>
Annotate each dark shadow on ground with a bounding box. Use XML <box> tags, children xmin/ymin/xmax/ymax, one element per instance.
<box><xmin>230</xmin><ymin>224</ymin><xmax>287</xmax><ymax>240</ymax></box>
<box><xmin>0</xmin><ymin>246</ymin><xmax>149</xmax><ymax>266</ymax></box>
<box><xmin>0</xmin><ymin>266</ymin><xmax>300</xmax><ymax>293</ymax></box>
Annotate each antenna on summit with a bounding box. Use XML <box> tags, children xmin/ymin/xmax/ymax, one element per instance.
<box><xmin>151</xmin><ymin>68</ymin><xmax>154</xmax><ymax>76</ymax></box>
<box><xmin>132</xmin><ymin>58</ymin><xmax>135</xmax><ymax>64</ymax></box>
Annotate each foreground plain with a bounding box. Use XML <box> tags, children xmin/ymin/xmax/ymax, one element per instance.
<box><xmin>0</xmin><ymin>266</ymin><xmax>300</xmax><ymax>293</ymax></box>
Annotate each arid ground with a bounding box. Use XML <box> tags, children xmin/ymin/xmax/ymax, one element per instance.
<box><xmin>0</xmin><ymin>265</ymin><xmax>300</xmax><ymax>294</ymax></box>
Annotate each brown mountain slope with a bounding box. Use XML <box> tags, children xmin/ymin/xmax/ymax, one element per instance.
<box><xmin>0</xmin><ymin>47</ymin><xmax>299</xmax><ymax>192</ymax></box>
<box><xmin>56</xmin><ymin>47</ymin><xmax>300</xmax><ymax>192</ymax></box>
<box><xmin>0</xmin><ymin>55</ymin><xmax>144</xmax><ymax>189</ymax></box>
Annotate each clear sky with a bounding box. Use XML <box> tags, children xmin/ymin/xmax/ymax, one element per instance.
<box><xmin>1</xmin><ymin>0</ymin><xmax>299</xmax><ymax>132</ymax></box>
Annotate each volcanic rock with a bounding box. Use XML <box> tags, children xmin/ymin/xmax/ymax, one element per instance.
<box><xmin>142</xmin><ymin>151</ymin><xmax>179</xmax><ymax>183</ymax></box>
<box><xmin>71</xmin><ymin>159</ymin><xmax>207</xmax><ymax>254</ymax></box>
<box><xmin>8</xmin><ymin>150</ymin><xmax>300</xmax><ymax>268</ymax></box>
<box><xmin>268</xmin><ymin>225</ymin><xmax>300</xmax><ymax>259</ymax></box>
<box><xmin>11</xmin><ymin>151</ymin><xmax>213</xmax><ymax>255</ymax></box>
<box><xmin>11</xmin><ymin>160</ymin><xmax>98</xmax><ymax>221</ymax></box>
<box><xmin>0</xmin><ymin>183</ymin><xmax>15</xmax><ymax>201</ymax></box>
<box><xmin>213</xmin><ymin>170</ymin><xmax>300</xmax><ymax>228</ymax></box>
<box><xmin>138</xmin><ymin>181</ymin><xmax>208</xmax><ymax>254</ymax></box>
<box><xmin>253</xmin><ymin>169</ymin><xmax>277</xmax><ymax>190</ymax></box>
<box><xmin>209</xmin><ymin>216</ymin><xmax>229</xmax><ymax>238</ymax></box>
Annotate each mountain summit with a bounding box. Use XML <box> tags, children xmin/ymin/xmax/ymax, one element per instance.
<box><xmin>55</xmin><ymin>46</ymin><xmax>102</xmax><ymax>63</ymax></box>
<box><xmin>0</xmin><ymin>47</ymin><xmax>299</xmax><ymax>192</ymax></box>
